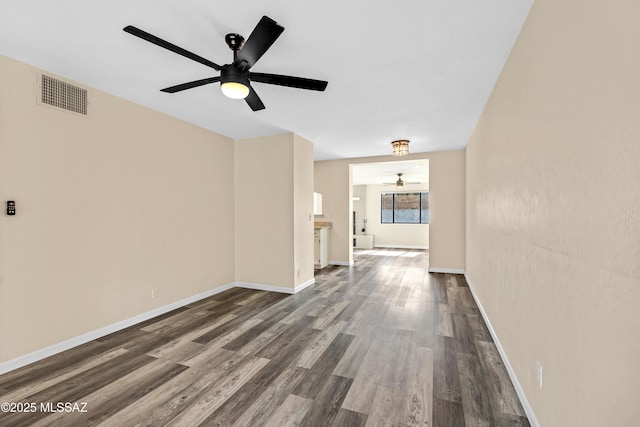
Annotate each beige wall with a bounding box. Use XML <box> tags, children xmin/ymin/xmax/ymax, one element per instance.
<box><xmin>315</xmin><ymin>151</ymin><xmax>464</xmax><ymax>269</ymax></box>
<box><xmin>314</xmin><ymin>159</ymin><xmax>352</xmax><ymax>264</ymax></box>
<box><xmin>465</xmin><ymin>0</ymin><xmax>640</xmax><ymax>425</ymax></box>
<box><xmin>0</xmin><ymin>56</ymin><xmax>235</xmax><ymax>363</ymax></box>
<box><xmin>293</xmin><ymin>134</ymin><xmax>315</xmax><ymax>288</ymax></box>
<box><xmin>429</xmin><ymin>150</ymin><xmax>465</xmax><ymax>270</ymax></box>
<box><xmin>235</xmin><ymin>133</ymin><xmax>314</xmax><ymax>290</ymax></box>
<box><xmin>364</xmin><ymin>184</ymin><xmax>429</xmax><ymax>248</ymax></box>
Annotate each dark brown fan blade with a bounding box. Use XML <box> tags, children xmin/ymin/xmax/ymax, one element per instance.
<box><xmin>250</xmin><ymin>72</ymin><xmax>328</xmax><ymax>91</ymax></box>
<box><xmin>124</xmin><ymin>25</ymin><xmax>221</xmax><ymax>71</ymax></box>
<box><xmin>160</xmin><ymin>77</ymin><xmax>220</xmax><ymax>93</ymax></box>
<box><xmin>245</xmin><ymin>85</ymin><xmax>265</xmax><ymax>111</ymax></box>
<box><xmin>233</xmin><ymin>16</ymin><xmax>284</xmax><ymax>70</ymax></box>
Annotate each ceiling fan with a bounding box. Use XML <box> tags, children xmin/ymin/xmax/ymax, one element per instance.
<box><xmin>384</xmin><ymin>173</ymin><xmax>422</xmax><ymax>189</ymax></box>
<box><xmin>123</xmin><ymin>16</ymin><xmax>328</xmax><ymax>111</ymax></box>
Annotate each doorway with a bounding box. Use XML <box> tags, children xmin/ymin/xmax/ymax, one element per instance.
<box><xmin>351</xmin><ymin>159</ymin><xmax>430</xmax><ymax>256</ymax></box>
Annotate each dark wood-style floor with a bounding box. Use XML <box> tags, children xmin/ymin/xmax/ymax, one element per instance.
<box><xmin>0</xmin><ymin>249</ymin><xmax>529</xmax><ymax>426</ymax></box>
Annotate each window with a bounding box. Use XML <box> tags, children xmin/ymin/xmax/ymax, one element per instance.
<box><xmin>381</xmin><ymin>192</ymin><xmax>429</xmax><ymax>224</ymax></box>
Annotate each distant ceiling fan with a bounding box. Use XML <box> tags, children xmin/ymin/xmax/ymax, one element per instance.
<box><xmin>123</xmin><ymin>15</ymin><xmax>328</xmax><ymax>111</ymax></box>
<box><xmin>384</xmin><ymin>173</ymin><xmax>421</xmax><ymax>189</ymax></box>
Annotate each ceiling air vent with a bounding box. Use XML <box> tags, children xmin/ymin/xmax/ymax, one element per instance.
<box><xmin>40</xmin><ymin>74</ymin><xmax>88</xmax><ymax>116</ymax></box>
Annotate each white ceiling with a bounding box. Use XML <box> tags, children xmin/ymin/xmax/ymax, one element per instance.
<box><xmin>0</xmin><ymin>0</ymin><xmax>532</xmax><ymax>160</ymax></box>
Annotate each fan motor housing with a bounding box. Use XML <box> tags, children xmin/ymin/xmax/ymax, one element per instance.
<box><xmin>220</xmin><ymin>65</ymin><xmax>250</xmax><ymax>87</ymax></box>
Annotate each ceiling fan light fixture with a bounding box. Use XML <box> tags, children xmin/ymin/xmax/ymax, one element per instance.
<box><xmin>220</xmin><ymin>65</ymin><xmax>250</xmax><ymax>99</ymax></box>
<box><xmin>221</xmin><ymin>82</ymin><xmax>250</xmax><ymax>99</ymax></box>
<box><xmin>124</xmin><ymin>17</ymin><xmax>327</xmax><ymax>111</ymax></box>
<box><xmin>391</xmin><ymin>139</ymin><xmax>410</xmax><ymax>156</ymax></box>
<box><xmin>396</xmin><ymin>173</ymin><xmax>404</xmax><ymax>189</ymax></box>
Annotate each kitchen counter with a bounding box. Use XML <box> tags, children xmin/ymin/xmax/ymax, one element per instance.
<box><xmin>314</xmin><ymin>221</ymin><xmax>332</xmax><ymax>229</ymax></box>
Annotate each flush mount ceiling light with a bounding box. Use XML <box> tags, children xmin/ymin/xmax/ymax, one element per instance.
<box><xmin>391</xmin><ymin>139</ymin><xmax>410</xmax><ymax>156</ymax></box>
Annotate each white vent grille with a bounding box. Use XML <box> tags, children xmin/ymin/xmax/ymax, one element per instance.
<box><xmin>41</xmin><ymin>74</ymin><xmax>88</xmax><ymax>115</ymax></box>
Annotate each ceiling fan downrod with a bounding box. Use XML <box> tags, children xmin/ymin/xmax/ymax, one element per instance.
<box><xmin>224</xmin><ymin>33</ymin><xmax>244</xmax><ymax>61</ymax></box>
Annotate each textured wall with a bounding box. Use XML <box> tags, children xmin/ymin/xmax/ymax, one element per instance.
<box><xmin>465</xmin><ymin>0</ymin><xmax>640</xmax><ymax>425</ymax></box>
<box><xmin>0</xmin><ymin>56</ymin><xmax>235</xmax><ymax>364</ymax></box>
<box><xmin>234</xmin><ymin>133</ymin><xmax>315</xmax><ymax>290</ymax></box>
<box><xmin>293</xmin><ymin>134</ymin><xmax>316</xmax><ymax>288</ymax></box>
<box><xmin>235</xmin><ymin>134</ymin><xmax>295</xmax><ymax>288</ymax></box>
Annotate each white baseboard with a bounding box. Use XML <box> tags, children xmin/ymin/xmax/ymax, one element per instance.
<box><xmin>464</xmin><ymin>272</ymin><xmax>540</xmax><ymax>427</ymax></box>
<box><xmin>329</xmin><ymin>260</ymin><xmax>353</xmax><ymax>266</ymax></box>
<box><xmin>0</xmin><ymin>282</ymin><xmax>236</xmax><ymax>376</ymax></box>
<box><xmin>375</xmin><ymin>245</ymin><xmax>429</xmax><ymax>250</ymax></box>
<box><xmin>428</xmin><ymin>267</ymin><xmax>465</xmax><ymax>274</ymax></box>
<box><xmin>235</xmin><ymin>278</ymin><xmax>315</xmax><ymax>295</ymax></box>
<box><xmin>294</xmin><ymin>278</ymin><xmax>316</xmax><ymax>293</ymax></box>
<box><xmin>0</xmin><ymin>278</ymin><xmax>319</xmax><ymax>375</ymax></box>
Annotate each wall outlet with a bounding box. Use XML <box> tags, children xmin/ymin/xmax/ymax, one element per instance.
<box><xmin>536</xmin><ymin>361</ymin><xmax>543</xmax><ymax>388</ymax></box>
<box><xmin>151</xmin><ymin>288</ymin><xmax>158</xmax><ymax>299</ymax></box>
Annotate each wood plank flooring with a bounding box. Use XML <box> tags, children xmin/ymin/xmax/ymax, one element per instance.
<box><xmin>0</xmin><ymin>249</ymin><xmax>529</xmax><ymax>426</ymax></box>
